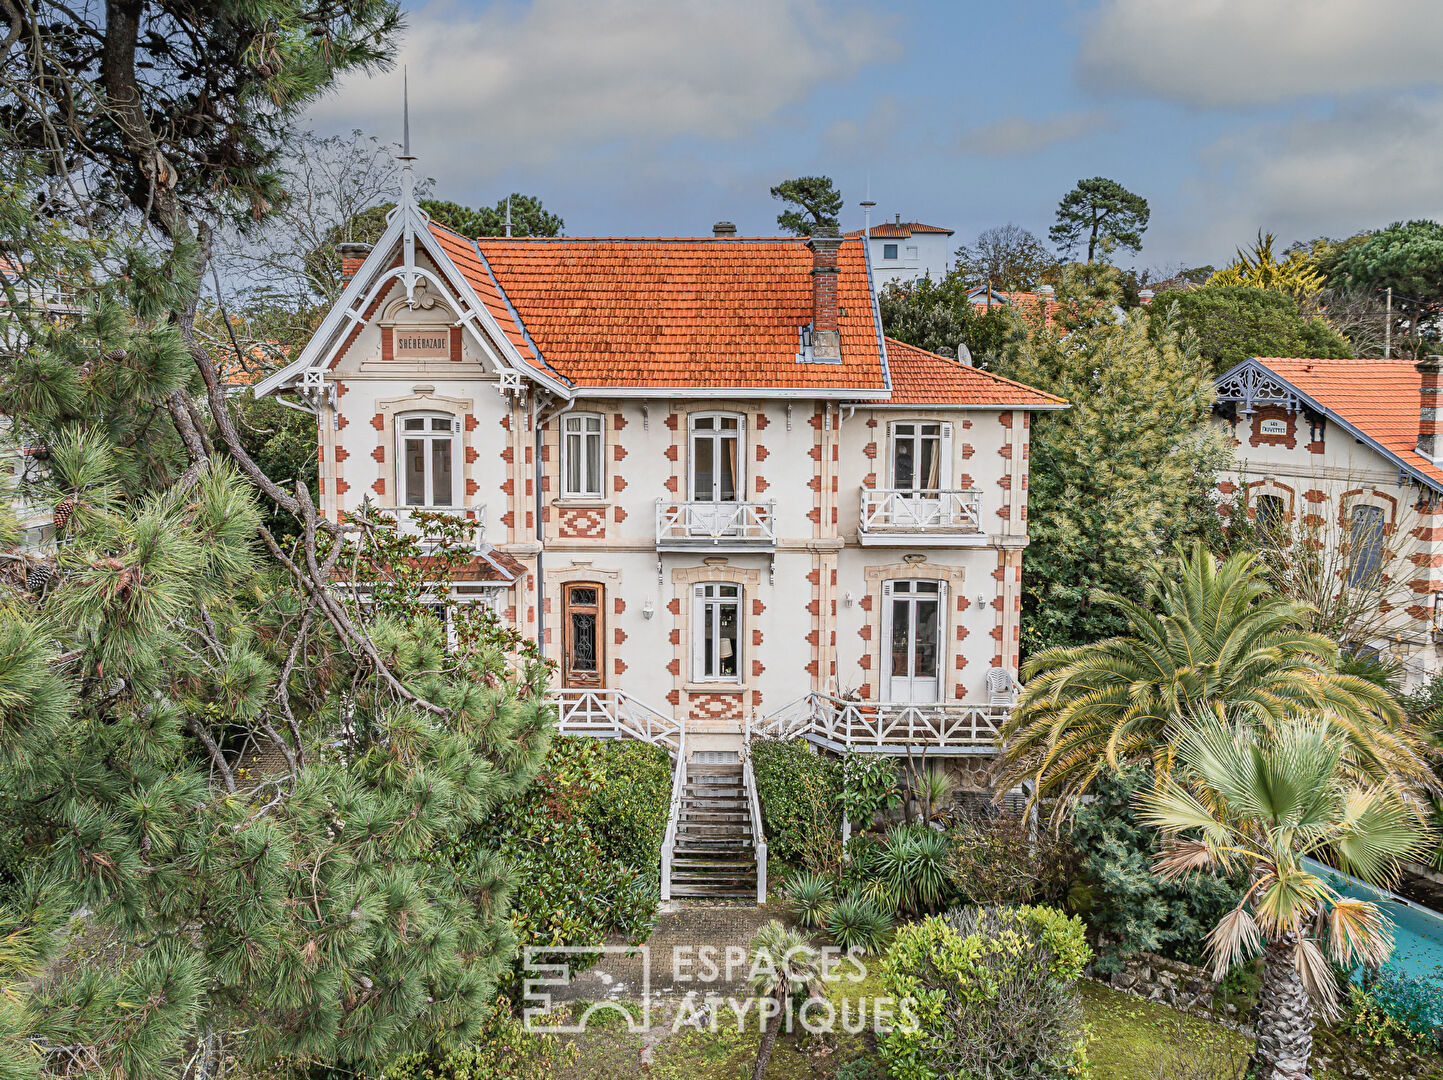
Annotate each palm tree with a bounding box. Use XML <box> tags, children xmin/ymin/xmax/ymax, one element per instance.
<box><xmin>746</xmin><ymin>920</ymin><xmax>822</xmax><ymax>1080</ymax></box>
<box><xmin>1138</xmin><ymin>715</ymin><xmax>1429</xmax><ymax>1080</ymax></box>
<box><xmin>996</xmin><ymin>543</ymin><xmax>1428</xmax><ymax>815</ymax></box>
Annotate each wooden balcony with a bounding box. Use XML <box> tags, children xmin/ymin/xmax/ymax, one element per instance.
<box><xmin>857</xmin><ymin>488</ymin><xmax>985</xmax><ymax>546</ymax></box>
<box><xmin>753</xmin><ymin>693</ymin><xmax>1006</xmax><ymax>755</ymax></box>
<box><xmin>655</xmin><ymin>499</ymin><xmax>777</xmax><ymax>552</ymax></box>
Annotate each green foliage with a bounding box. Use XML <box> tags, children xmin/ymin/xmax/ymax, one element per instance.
<box><xmin>781</xmin><ymin>872</ymin><xmax>835</xmax><ymax>929</ymax></box>
<box><xmin>878</xmin><ymin>271</ymin><xmax>1019</xmax><ymax>362</ymax></box>
<box><xmin>381</xmin><ymin>999</ymin><xmax>572</xmax><ymax>1080</ymax></box>
<box><xmin>1050</xmin><ymin>176</ymin><xmax>1150</xmax><ymax>262</ymax></box>
<box><xmin>841</xmin><ymin>752</ymin><xmax>900</xmax><ymax>830</ymax></box>
<box><xmin>1329</xmin><ymin>219</ymin><xmax>1443</xmax><ymax>357</ymax></box>
<box><xmin>879</xmin><ymin>907</ymin><xmax>1091</xmax><ymax>1080</ymax></box>
<box><xmin>851</xmin><ymin>823</ymin><xmax>954</xmax><ymax>917</ymax></box>
<box><xmin>1205</xmin><ymin>232</ymin><xmax>1325</xmax><ymax>297</ymax></box>
<box><xmin>1357</xmin><ymin>963</ymin><xmax>1443</xmax><ymax>1042</ymax></box>
<box><xmin>770</xmin><ymin>176</ymin><xmax>842</xmax><ymax>236</ymax></box>
<box><xmin>823</xmin><ymin>889</ymin><xmax>894</xmax><ymax>954</ymax></box>
<box><xmin>227</xmin><ymin>389</ymin><xmax>320</xmax><ymax>540</ymax></box>
<box><xmin>1068</xmin><ymin>771</ymin><xmax>1244</xmax><ymax>973</ymax></box>
<box><xmin>1152</xmin><ymin>285</ymin><xmax>1352</xmax><ymax>374</ymax></box>
<box><xmin>990</xmin><ymin>266</ymin><xmax>1227</xmax><ymax>654</ymax></box>
<box><xmin>948</xmin><ymin>811</ymin><xmax>1076</xmax><ymax>907</ymax></box>
<box><xmin>749</xmin><ymin>739</ymin><xmax>842</xmax><ymax>873</ymax></box>
<box><xmin>470</xmin><ymin>737</ymin><xmax>670</xmax><ymax>954</ymax></box>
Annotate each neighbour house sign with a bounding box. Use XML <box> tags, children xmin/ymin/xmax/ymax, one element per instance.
<box><xmin>395</xmin><ymin>328</ymin><xmax>450</xmax><ymax>358</ymax></box>
<box><xmin>1259</xmin><ymin>418</ymin><xmax>1287</xmax><ymax>437</ymax></box>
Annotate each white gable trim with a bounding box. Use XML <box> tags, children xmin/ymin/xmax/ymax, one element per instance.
<box><xmin>253</xmin><ymin>207</ymin><xmax>572</xmax><ymax>400</ymax></box>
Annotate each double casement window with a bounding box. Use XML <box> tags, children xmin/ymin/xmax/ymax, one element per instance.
<box><xmin>690</xmin><ymin>413</ymin><xmax>742</xmax><ymax>502</ymax></box>
<box><xmin>693</xmin><ymin>582</ymin><xmax>741</xmax><ymax>682</ymax></box>
<box><xmin>883</xmin><ymin>579</ymin><xmax>943</xmax><ymax>702</ymax></box>
<box><xmin>398</xmin><ymin>413</ymin><xmax>460</xmax><ymax>506</ymax></box>
<box><xmin>561</xmin><ymin>413</ymin><xmax>605</xmax><ymax>498</ymax></box>
<box><xmin>1347</xmin><ymin>505</ymin><xmax>1386</xmax><ymax>586</ymax></box>
<box><xmin>890</xmin><ymin>421</ymin><xmax>952</xmax><ymax>494</ymax></box>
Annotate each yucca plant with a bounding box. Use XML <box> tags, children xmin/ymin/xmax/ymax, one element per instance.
<box><xmin>909</xmin><ymin>767</ymin><xmax>956</xmax><ymax>823</ymax></box>
<box><xmin>998</xmin><ymin>543</ymin><xmax>1430</xmax><ymax>818</ymax></box>
<box><xmin>1138</xmin><ymin>714</ymin><xmax>1429</xmax><ymax>1080</ymax></box>
<box><xmin>865</xmin><ymin>824</ymin><xmax>954</xmax><ymax>916</ymax></box>
<box><xmin>825</xmin><ymin>888</ymin><xmax>894</xmax><ymax>954</ymax></box>
<box><xmin>781</xmin><ymin>872</ymin><xmax>835</xmax><ymax>930</ymax></box>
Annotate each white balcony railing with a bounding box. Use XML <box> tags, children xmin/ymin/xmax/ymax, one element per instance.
<box><xmin>378</xmin><ymin>505</ymin><xmax>486</xmax><ymax>546</ymax></box>
<box><xmin>859</xmin><ymin>489</ymin><xmax>982</xmax><ymax>542</ymax></box>
<box><xmin>655</xmin><ymin>499</ymin><xmax>777</xmax><ymax>550</ymax></box>
<box><xmin>755</xmin><ymin>693</ymin><xmax>1006</xmax><ymax>755</ymax></box>
<box><xmin>551</xmin><ymin>687</ymin><xmax>683</xmax><ymax>758</ymax></box>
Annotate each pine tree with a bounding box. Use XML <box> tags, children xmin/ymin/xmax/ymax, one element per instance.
<box><xmin>990</xmin><ymin>264</ymin><xmax>1227</xmax><ymax>653</ymax></box>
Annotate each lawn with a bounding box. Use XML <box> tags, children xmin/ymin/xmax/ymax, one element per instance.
<box><xmin>547</xmin><ymin>975</ymin><xmax>1259</xmax><ymax>1079</ymax></box>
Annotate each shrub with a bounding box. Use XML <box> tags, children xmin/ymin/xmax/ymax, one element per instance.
<box><xmin>878</xmin><ymin>907</ymin><xmax>1091</xmax><ymax>1080</ymax></box>
<box><xmin>382</xmin><ymin>999</ymin><xmax>572</xmax><ymax>1080</ymax></box>
<box><xmin>782</xmin><ymin>871</ymin><xmax>835</xmax><ymax>929</ymax></box>
<box><xmin>861</xmin><ymin>823</ymin><xmax>954</xmax><ymax>916</ymax></box>
<box><xmin>948</xmin><ymin>810</ymin><xmax>1076</xmax><ymax>906</ymax></box>
<box><xmin>749</xmin><ymin>738</ymin><xmax>843</xmax><ymax>873</ymax></box>
<box><xmin>467</xmin><ymin>737</ymin><xmax>670</xmax><ymax>957</ymax></box>
<box><xmin>1363</xmin><ymin>962</ymin><xmax>1443</xmax><ymax>1041</ymax></box>
<box><xmin>842</xmin><ymin>752</ymin><xmax>901</xmax><ymax>829</ymax></box>
<box><xmin>825</xmin><ymin>889</ymin><xmax>894</xmax><ymax>954</ymax></box>
<box><xmin>1068</xmin><ymin>769</ymin><xmax>1241</xmax><ymax>972</ymax></box>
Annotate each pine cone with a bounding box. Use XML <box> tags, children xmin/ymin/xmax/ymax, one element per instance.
<box><xmin>53</xmin><ymin>495</ymin><xmax>77</xmax><ymax>529</ymax></box>
<box><xmin>25</xmin><ymin>564</ymin><xmax>53</xmax><ymax>592</ymax></box>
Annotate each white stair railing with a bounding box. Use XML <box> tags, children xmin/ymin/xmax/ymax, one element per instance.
<box><xmin>754</xmin><ymin>693</ymin><xmax>1007</xmax><ymax>754</ymax></box>
<box><xmin>741</xmin><ymin>715</ymin><xmax>768</xmax><ymax>905</ymax></box>
<box><xmin>659</xmin><ymin>729</ymin><xmax>688</xmax><ymax>902</ymax></box>
<box><xmin>551</xmin><ymin>688</ymin><xmax>683</xmax><ymax>757</ymax></box>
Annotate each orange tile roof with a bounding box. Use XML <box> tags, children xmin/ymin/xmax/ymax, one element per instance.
<box><xmin>845</xmin><ymin>222</ymin><xmax>954</xmax><ymax>239</ymax></box>
<box><xmin>464</xmin><ymin>232</ymin><xmax>888</xmax><ymax>392</ymax></box>
<box><xmin>883</xmin><ymin>338</ymin><xmax>1067</xmax><ymax>408</ymax></box>
<box><xmin>1251</xmin><ymin>357</ymin><xmax>1443</xmax><ymax>487</ymax></box>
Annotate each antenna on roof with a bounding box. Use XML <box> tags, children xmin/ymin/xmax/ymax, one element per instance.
<box><xmin>860</xmin><ymin>175</ymin><xmax>876</xmax><ymax>238</ymax></box>
<box><xmin>506</xmin><ymin>195</ymin><xmax>512</xmax><ymax>238</ymax></box>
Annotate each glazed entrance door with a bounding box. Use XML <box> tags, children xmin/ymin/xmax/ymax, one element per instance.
<box><xmin>884</xmin><ymin>580</ymin><xmax>942</xmax><ymax>702</ymax></box>
<box><xmin>562</xmin><ymin>583</ymin><xmax>604</xmax><ymax>688</ymax></box>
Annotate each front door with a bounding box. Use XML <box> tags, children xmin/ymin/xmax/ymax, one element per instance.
<box><xmin>885</xmin><ymin>580</ymin><xmax>942</xmax><ymax>702</ymax></box>
<box><xmin>562</xmin><ymin>582</ymin><xmax>604</xmax><ymax>688</ymax></box>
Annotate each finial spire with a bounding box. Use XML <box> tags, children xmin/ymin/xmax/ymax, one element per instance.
<box><xmin>397</xmin><ymin>66</ymin><xmax>419</xmax><ymax>304</ymax></box>
<box><xmin>401</xmin><ymin>66</ymin><xmax>413</xmax><ymax>160</ymax></box>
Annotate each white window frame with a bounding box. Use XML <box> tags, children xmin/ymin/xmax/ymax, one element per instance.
<box><xmin>561</xmin><ymin>412</ymin><xmax>605</xmax><ymax>499</ymax></box>
<box><xmin>396</xmin><ymin>411</ymin><xmax>462</xmax><ymax>508</ymax></box>
<box><xmin>1346</xmin><ymin>502</ymin><xmax>1387</xmax><ymax>588</ymax></box>
<box><xmin>880</xmin><ymin>578</ymin><xmax>946</xmax><ymax>702</ymax></box>
<box><xmin>688</xmin><ymin>412</ymin><xmax>745</xmax><ymax>503</ymax></box>
<box><xmin>889</xmin><ymin>421</ymin><xmax>953</xmax><ymax>493</ymax></box>
<box><xmin>692</xmin><ymin>581</ymin><xmax>743</xmax><ymax>683</ymax></box>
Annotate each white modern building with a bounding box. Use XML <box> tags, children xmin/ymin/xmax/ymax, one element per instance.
<box><xmin>847</xmin><ymin>216</ymin><xmax>955</xmax><ymax>289</ymax></box>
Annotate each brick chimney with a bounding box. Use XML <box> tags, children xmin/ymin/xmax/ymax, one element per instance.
<box><xmin>338</xmin><ymin>242</ymin><xmax>373</xmax><ymax>288</ymax></box>
<box><xmin>712</xmin><ymin>221</ymin><xmax>737</xmax><ymax>237</ymax></box>
<box><xmin>1419</xmin><ymin>355</ymin><xmax>1443</xmax><ymax>459</ymax></box>
<box><xmin>807</xmin><ymin>225</ymin><xmax>842</xmax><ymax>361</ymax></box>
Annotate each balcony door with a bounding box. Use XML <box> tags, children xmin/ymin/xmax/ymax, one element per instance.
<box><xmin>689</xmin><ymin>413</ymin><xmax>742</xmax><ymax>535</ymax></box>
<box><xmin>890</xmin><ymin>422</ymin><xmax>951</xmax><ymax>526</ymax></box>
<box><xmin>561</xmin><ymin>582</ymin><xmax>604</xmax><ymax>689</ymax></box>
<box><xmin>883</xmin><ymin>579</ymin><xmax>942</xmax><ymax>702</ymax></box>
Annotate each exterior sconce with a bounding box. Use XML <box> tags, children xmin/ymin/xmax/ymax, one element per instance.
<box><xmin>843</xmin><ymin>591</ymin><xmax>855</xmax><ymax>607</ymax></box>
<box><xmin>643</xmin><ymin>600</ymin><xmax>655</xmax><ymax>620</ymax></box>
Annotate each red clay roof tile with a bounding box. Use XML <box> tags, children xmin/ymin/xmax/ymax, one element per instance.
<box><xmin>884</xmin><ymin>338</ymin><xmax>1067</xmax><ymax>408</ymax></box>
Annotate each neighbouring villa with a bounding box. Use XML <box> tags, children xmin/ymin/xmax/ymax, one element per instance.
<box><xmin>1215</xmin><ymin>355</ymin><xmax>1443</xmax><ymax>687</ymax></box>
<box><xmin>254</xmin><ymin>163</ymin><xmax>1065</xmax><ymax>900</ymax></box>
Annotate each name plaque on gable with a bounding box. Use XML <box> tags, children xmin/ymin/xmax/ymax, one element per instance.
<box><xmin>1259</xmin><ymin>418</ymin><xmax>1287</xmax><ymax>436</ymax></box>
<box><xmin>394</xmin><ymin>328</ymin><xmax>451</xmax><ymax>358</ymax></box>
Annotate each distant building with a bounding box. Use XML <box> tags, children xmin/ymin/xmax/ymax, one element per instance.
<box><xmin>846</xmin><ymin>216</ymin><xmax>954</xmax><ymax>289</ymax></box>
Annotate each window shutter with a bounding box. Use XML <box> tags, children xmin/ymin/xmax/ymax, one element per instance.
<box><xmin>692</xmin><ymin>584</ymin><xmax>706</xmax><ymax>682</ymax></box>
<box><xmin>939</xmin><ymin>423</ymin><xmax>954</xmax><ymax>488</ymax></box>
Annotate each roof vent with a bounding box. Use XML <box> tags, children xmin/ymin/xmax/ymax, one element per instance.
<box><xmin>712</xmin><ymin>221</ymin><xmax>737</xmax><ymax>237</ymax></box>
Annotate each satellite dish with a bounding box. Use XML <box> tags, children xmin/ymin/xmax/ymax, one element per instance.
<box><xmin>956</xmin><ymin>342</ymin><xmax>973</xmax><ymax>367</ymax></box>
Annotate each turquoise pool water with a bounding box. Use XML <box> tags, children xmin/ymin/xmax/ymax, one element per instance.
<box><xmin>1302</xmin><ymin>857</ymin><xmax>1443</xmax><ymax>987</ymax></box>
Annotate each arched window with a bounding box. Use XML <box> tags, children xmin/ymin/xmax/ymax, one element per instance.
<box><xmin>1347</xmin><ymin>505</ymin><xmax>1386</xmax><ymax>586</ymax></box>
<box><xmin>1255</xmin><ymin>494</ymin><xmax>1286</xmax><ymax>544</ymax></box>
<box><xmin>396</xmin><ymin>412</ymin><xmax>460</xmax><ymax>507</ymax></box>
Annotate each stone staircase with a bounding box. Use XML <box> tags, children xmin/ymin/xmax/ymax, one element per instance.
<box><xmin>669</xmin><ymin>762</ymin><xmax>760</xmax><ymax>898</ymax></box>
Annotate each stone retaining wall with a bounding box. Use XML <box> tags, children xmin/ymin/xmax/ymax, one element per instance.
<box><xmin>1103</xmin><ymin>951</ymin><xmax>1218</xmax><ymax>1011</ymax></box>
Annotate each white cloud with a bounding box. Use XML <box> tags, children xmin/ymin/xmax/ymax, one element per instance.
<box><xmin>1078</xmin><ymin>0</ymin><xmax>1443</xmax><ymax>108</ymax></box>
<box><xmin>307</xmin><ymin>0</ymin><xmax>901</xmax><ymax>178</ymax></box>
<box><xmin>1153</xmin><ymin>94</ymin><xmax>1443</xmax><ymax>262</ymax></box>
<box><xmin>957</xmin><ymin>110</ymin><xmax>1113</xmax><ymax>156</ymax></box>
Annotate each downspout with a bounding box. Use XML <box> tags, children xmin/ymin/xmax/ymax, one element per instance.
<box><xmin>534</xmin><ymin>396</ymin><xmax>578</xmax><ymax>655</ymax></box>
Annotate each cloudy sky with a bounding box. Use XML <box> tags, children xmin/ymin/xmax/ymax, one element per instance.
<box><xmin>306</xmin><ymin>0</ymin><xmax>1443</xmax><ymax>269</ymax></box>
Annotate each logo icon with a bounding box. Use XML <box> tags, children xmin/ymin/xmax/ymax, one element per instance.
<box><xmin>521</xmin><ymin>945</ymin><xmax>651</xmax><ymax>1034</ymax></box>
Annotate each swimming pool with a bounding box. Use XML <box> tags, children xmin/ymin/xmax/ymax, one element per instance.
<box><xmin>1302</xmin><ymin>856</ymin><xmax>1443</xmax><ymax>988</ymax></box>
